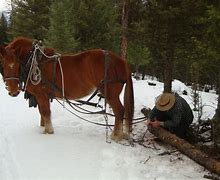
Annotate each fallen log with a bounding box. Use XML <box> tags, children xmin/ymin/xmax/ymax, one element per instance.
<box><xmin>149</xmin><ymin>127</ymin><xmax>220</xmax><ymax>176</ymax></box>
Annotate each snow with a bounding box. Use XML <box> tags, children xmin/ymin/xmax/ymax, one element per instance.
<box><xmin>0</xmin><ymin>77</ymin><xmax>218</xmax><ymax>180</ymax></box>
<box><xmin>0</xmin><ymin>0</ymin><xmax>10</xmax><ymax>12</ymax></box>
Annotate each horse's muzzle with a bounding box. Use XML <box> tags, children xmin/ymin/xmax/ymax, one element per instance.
<box><xmin>8</xmin><ymin>90</ymin><xmax>20</xmax><ymax>97</ymax></box>
<box><xmin>5</xmin><ymin>84</ymin><xmax>20</xmax><ymax>97</ymax></box>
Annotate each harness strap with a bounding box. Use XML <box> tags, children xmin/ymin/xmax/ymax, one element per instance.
<box><xmin>103</xmin><ymin>50</ymin><xmax>110</xmax><ymax>110</ymax></box>
<box><xmin>48</xmin><ymin>57</ymin><xmax>58</xmax><ymax>99</ymax></box>
<box><xmin>4</xmin><ymin>77</ymin><xmax>19</xmax><ymax>81</ymax></box>
<box><xmin>76</xmin><ymin>99</ymin><xmax>102</xmax><ymax>108</ymax></box>
<box><xmin>66</xmin><ymin>50</ymin><xmax>111</xmax><ymax>108</ymax></box>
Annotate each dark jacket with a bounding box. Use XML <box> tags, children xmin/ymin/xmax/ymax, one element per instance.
<box><xmin>149</xmin><ymin>93</ymin><xmax>193</xmax><ymax>131</ymax></box>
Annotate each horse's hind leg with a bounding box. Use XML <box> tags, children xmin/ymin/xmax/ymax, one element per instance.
<box><xmin>124</xmin><ymin>114</ymin><xmax>132</xmax><ymax>138</ymax></box>
<box><xmin>36</xmin><ymin>95</ymin><xmax>54</xmax><ymax>134</ymax></box>
<box><xmin>107</xmin><ymin>97</ymin><xmax>125</xmax><ymax>141</ymax></box>
<box><xmin>40</xmin><ymin>117</ymin><xmax>45</xmax><ymax>127</ymax></box>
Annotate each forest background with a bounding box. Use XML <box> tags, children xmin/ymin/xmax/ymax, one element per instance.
<box><xmin>0</xmin><ymin>0</ymin><xmax>220</xmax><ymax>148</ymax></box>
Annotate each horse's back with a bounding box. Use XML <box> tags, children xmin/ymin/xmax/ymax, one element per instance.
<box><xmin>85</xmin><ymin>49</ymin><xmax>128</xmax><ymax>82</ymax></box>
<box><xmin>62</xmin><ymin>49</ymin><xmax>128</xmax><ymax>84</ymax></box>
<box><xmin>57</xmin><ymin>49</ymin><xmax>129</xmax><ymax>99</ymax></box>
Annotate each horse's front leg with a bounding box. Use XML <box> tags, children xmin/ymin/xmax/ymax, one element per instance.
<box><xmin>35</xmin><ymin>94</ymin><xmax>54</xmax><ymax>134</ymax></box>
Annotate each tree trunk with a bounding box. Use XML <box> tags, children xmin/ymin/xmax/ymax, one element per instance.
<box><xmin>149</xmin><ymin>127</ymin><xmax>220</xmax><ymax>175</ymax></box>
<box><xmin>163</xmin><ymin>60</ymin><xmax>172</xmax><ymax>93</ymax></box>
<box><xmin>163</xmin><ymin>48</ymin><xmax>174</xmax><ymax>93</ymax></box>
<box><xmin>120</xmin><ymin>0</ymin><xmax>129</xmax><ymax>60</ymax></box>
<box><xmin>134</xmin><ymin>64</ymin><xmax>139</xmax><ymax>80</ymax></box>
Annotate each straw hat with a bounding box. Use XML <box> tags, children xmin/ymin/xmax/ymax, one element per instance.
<box><xmin>156</xmin><ymin>93</ymin><xmax>176</xmax><ymax>111</ymax></box>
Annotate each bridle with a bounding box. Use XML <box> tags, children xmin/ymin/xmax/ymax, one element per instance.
<box><xmin>2</xmin><ymin>49</ymin><xmax>21</xmax><ymax>84</ymax></box>
<box><xmin>4</xmin><ymin>77</ymin><xmax>20</xmax><ymax>81</ymax></box>
<box><xmin>2</xmin><ymin>40</ymin><xmax>61</xmax><ymax>95</ymax></box>
<box><xmin>3</xmin><ymin>57</ymin><xmax>21</xmax><ymax>84</ymax></box>
<box><xmin>3</xmin><ymin>76</ymin><xmax>21</xmax><ymax>93</ymax></box>
<box><xmin>2</xmin><ymin>41</ymin><xmax>44</xmax><ymax>90</ymax></box>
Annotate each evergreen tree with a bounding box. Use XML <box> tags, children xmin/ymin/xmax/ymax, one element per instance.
<box><xmin>202</xmin><ymin>4</ymin><xmax>220</xmax><ymax>87</ymax></box>
<box><xmin>143</xmin><ymin>0</ymin><xmax>208</xmax><ymax>92</ymax></box>
<box><xmin>47</xmin><ymin>0</ymin><xmax>119</xmax><ymax>52</ymax></box>
<box><xmin>46</xmin><ymin>0</ymin><xmax>79</xmax><ymax>53</ymax></box>
<box><xmin>0</xmin><ymin>12</ymin><xmax>8</xmax><ymax>45</ymax></box>
<box><xmin>130</xmin><ymin>1</ymin><xmax>155</xmax><ymax>76</ymax></box>
<box><xmin>127</xmin><ymin>40</ymin><xmax>151</xmax><ymax>79</ymax></box>
<box><xmin>75</xmin><ymin>0</ymin><xmax>119</xmax><ymax>51</ymax></box>
<box><xmin>201</xmin><ymin>3</ymin><xmax>220</xmax><ymax>149</ymax></box>
<box><xmin>9</xmin><ymin>0</ymin><xmax>52</xmax><ymax>40</ymax></box>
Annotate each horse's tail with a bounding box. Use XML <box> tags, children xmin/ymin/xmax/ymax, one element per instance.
<box><xmin>124</xmin><ymin>64</ymin><xmax>134</xmax><ymax>132</ymax></box>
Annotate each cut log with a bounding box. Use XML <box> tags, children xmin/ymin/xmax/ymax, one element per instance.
<box><xmin>149</xmin><ymin>127</ymin><xmax>220</xmax><ymax>176</ymax></box>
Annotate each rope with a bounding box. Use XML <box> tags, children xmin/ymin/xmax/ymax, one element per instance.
<box><xmin>37</xmin><ymin>44</ymin><xmax>61</xmax><ymax>59</ymax></box>
<box><xmin>55</xmin><ymin>97</ymin><xmax>146</xmax><ymax>126</ymax></box>
<box><xmin>30</xmin><ymin>56</ymin><xmax>41</xmax><ymax>85</ymax></box>
<box><xmin>55</xmin><ymin>98</ymin><xmax>115</xmax><ymax>126</ymax></box>
<box><xmin>36</xmin><ymin>46</ymin><xmax>65</xmax><ymax>101</ymax></box>
<box><xmin>57</xmin><ymin>57</ymin><xmax>65</xmax><ymax>106</ymax></box>
<box><xmin>66</xmin><ymin>99</ymin><xmax>110</xmax><ymax>116</ymax></box>
<box><xmin>24</xmin><ymin>45</ymin><xmax>40</xmax><ymax>91</ymax></box>
<box><xmin>25</xmin><ymin>43</ymin><xmax>65</xmax><ymax>103</ymax></box>
<box><xmin>57</xmin><ymin>96</ymin><xmax>147</xmax><ymax>123</ymax></box>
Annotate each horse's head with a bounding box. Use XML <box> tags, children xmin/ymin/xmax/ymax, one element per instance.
<box><xmin>0</xmin><ymin>46</ymin><xmax>21</xmax><ymax>97</ymax></box>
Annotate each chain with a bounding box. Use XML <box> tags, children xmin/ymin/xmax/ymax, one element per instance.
<box><xmin>104</xmin><ymin>114</ymin><xmax>111</xmax><ymax>143</ymax></box>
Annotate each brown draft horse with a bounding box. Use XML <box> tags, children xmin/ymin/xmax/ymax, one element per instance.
<box><xmin>0</xmin><ymin>37</ymin><xmax>134</xmax><ymax>141</ymax></box>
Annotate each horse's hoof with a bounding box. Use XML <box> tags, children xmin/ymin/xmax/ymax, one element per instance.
<box><xmin>110</xmin><ymin>132</ymin><xmax>124</xmax><ymax>142</ymax></box>
<box><xmin>123</xmin><ymin>133</ymin><xmax>130</xmax><ymax>140</ymax></box>
<box><xmin>47</xmin><ymin>131</ymin><xmax>54</xmax><ymax>134</ymax></box>
<box><xmin>44</xmin><ymin>128</ymin><xmax>54</xmax><ymax>134</ymax></box>
<box><xmin>43</xmin><ymin>130</ymin><xmax>54</xmax><ymax>134</ymax></box>
<box><xmin>44</xmin><ymin>124</ymin><xmax>54</xmax><ymax>134</ymax></box>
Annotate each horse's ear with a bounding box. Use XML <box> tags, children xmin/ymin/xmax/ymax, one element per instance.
<box><xmin>0</xmin><ymin>45</ymin><xmax>6</xmax><ymax>57</ymax></box>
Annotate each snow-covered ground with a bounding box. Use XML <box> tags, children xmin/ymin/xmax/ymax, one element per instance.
<box><xmin>0</xmin><ymin>77</ymin><xmax>218</xmax><ymax>180</ymax></box>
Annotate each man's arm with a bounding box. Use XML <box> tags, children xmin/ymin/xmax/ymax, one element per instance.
<box><xmin>148</xmin><ymin>106</ymin><xmax>157</xmax><ymax>120</ymax></box>
<box><xmin>147</xmin><ymin>106</ymin><xmax>164</xmax><ymax>128</ymax></box>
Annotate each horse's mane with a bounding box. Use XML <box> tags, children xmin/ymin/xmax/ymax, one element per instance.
<box><xmin>7</xmin><ymin>37</ymin><xmax>56</xmax><ymax>57</ymax></box>
<box><xmin>7</xmin><ymin>37</ymin><xmax>100</xmax><ymax>59</ymax></box>
<box><xmin>7</xmin><ymin>36</ymin><xmax>32</xmax><ymax>49</ymax></box>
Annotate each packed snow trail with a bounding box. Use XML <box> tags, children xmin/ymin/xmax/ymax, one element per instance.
<box><xmin>0</xmin><ymin>79</ymin><xmax>217</xmax><ymax>180</ymax></box>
